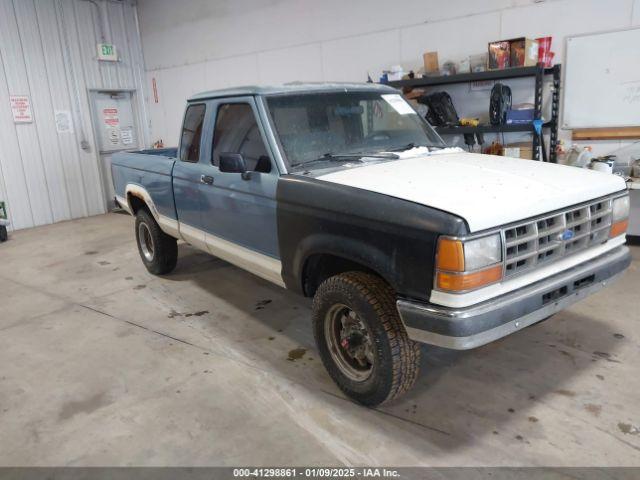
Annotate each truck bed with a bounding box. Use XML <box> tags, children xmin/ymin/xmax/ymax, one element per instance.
<box><xmin>111</xmin><ymin>148</ymin><xmax>178</xmax><ymax>223</ymax></box>
<box><xmin>135</xmin><ymin>147</ymin><xmax>178</xmax><ymax>158</ymax></box>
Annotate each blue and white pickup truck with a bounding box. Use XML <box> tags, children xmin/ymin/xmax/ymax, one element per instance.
<box><xmin>112</xmin><ymin>83</ymin><xmax>631</xmax><ymax>406</ymax></box>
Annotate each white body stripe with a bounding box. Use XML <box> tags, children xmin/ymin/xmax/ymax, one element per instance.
<box><xmin>180</xmin><ymin>223</ymin><xmax>285</xmax><ymax>287</ymax></box>
<box><xmin>122</xmin><ymin>184</ymin><xmax>285</xmax><ymax>288</ymax></box>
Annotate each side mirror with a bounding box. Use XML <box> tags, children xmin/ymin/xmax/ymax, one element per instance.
<box><xmin>219</xmin><ymin>153</ymin><xmax>247</xmax><ymax>174</ymax></box>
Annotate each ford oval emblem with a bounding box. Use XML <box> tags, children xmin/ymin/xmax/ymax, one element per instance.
<box><xmin>560</xmin><ymin>229</ymin><xmax>575</xmax><ymax>241</ymax></box>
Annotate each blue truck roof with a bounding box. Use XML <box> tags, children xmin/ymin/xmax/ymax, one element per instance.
<box><xmin>188</xmin><ymin>82</ymin><xmax>397</xmax><ymax>101</ymax></box>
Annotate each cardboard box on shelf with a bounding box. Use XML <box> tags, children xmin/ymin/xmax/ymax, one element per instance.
<box><xmin>504</xmin><ymin>142</ymin><xmax>533</xmax><ymax>160</ymax></box>
<box><xmin>423</xmin><ymin>52</ymin><xmax>439</xmax><ymax>74</ymax></box>
<box><xmin>510</xmin><ymin>38</ymin><xmax>539</xmax><ymax>67</ymax></box>
<box><xmin>488</xmin><ymin>38</ymin><xmax>539</xmax><ymax>69</ymax></box>
<box><xmin>488</xmin><ymin>41</ymin><xmax>510</xmax><ymax>70</ymax></box>
<box><xmin>503</xmin><ymin>147</ymin><xmax>521</xmax><ymax>158</ymax></box>
<box><xmin>469</xmin><ymin>53</ymin><xmax>487</xmax><ymax>72</ymax></box>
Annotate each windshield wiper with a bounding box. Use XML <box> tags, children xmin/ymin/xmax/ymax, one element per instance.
<box><xmin>386</xmin><ymin>142</ymin><xmax>443</xmax><ymax>152</ymax></box>
<box><xmin>291</xmin><ymin>152</ymin><xmax>398</xmax><ymax>168</ymax></box>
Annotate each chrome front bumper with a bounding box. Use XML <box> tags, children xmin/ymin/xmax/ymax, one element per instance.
<box><xmin>397</xmin><ymin>245</ymin><xmax>631</xmax><ymax>350</ymax></box>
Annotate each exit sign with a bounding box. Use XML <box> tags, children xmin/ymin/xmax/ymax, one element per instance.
<box><xmin>97</xmin><ymin>43</ymin><xmax>118</xmax><ymax>62</ymax></box>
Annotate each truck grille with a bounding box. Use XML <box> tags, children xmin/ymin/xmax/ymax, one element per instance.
<box><xmin>503</xmin><ymin>197</ymin><xmax>613</xmax><ymax>277</ymax></box>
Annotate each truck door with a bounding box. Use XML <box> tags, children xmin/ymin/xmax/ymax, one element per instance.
<box><xmin>172</xmin><ymin>102</ymin><xmax>210</xmax><ymax>252</ymax></box>
<box><xmin>196</xmin><ymin>96</ymin><xmax>281</xmax><ymax>277</ymax></box>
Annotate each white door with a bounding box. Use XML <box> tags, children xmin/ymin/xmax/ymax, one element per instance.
<box><xmin>90</xmin><ymin>91</ymin><xmax>139</xmax><ymax>209</ymax></box>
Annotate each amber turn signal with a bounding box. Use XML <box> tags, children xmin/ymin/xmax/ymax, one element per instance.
<box><xmin>610</xmin><ymin>219</ymin><xmax>628</xmax><ymax>238</ymax></box>
<box><xmin>436</xmin><ymin>264</ymin><xmax>503</xmax><ymax>292</ymax></box>
<box><xmin>436</xmin><ymin>238</ymin><xmax>465</xmax><ymax>272</ymax></box>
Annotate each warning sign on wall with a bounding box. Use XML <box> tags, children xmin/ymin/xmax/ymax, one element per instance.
<box><xmin>108</xmin><ymin>128</ymin><xmax>120</xmax><ymax>145</ymax></box>
<box><xmin>102</xmin><ymin>108</ymin><xmax>119</xmax><ymax>128</ymax></box>
<box><xmin>121</xmin><ymin>127</ymin><xmax>133</xmax><ymax>145</ymax></box>
<box><xmin>10</xmin><ymin>95</ymin><xmax>33</xmax><ymax>123</ymax></box>
<box><xmin>54</xmin><ymin>110</ymin><xmax>74</xmax><ymax>134</ymax></box>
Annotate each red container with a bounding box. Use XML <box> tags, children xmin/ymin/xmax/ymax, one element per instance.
<box><xmin>536</xmin><ymin>36</ymin><xmax>553</xmax><ymax>67</ymax></box>
<box><xmin>543</xmin><ymin>51</ymin><xmax>555</xmax><ymax>68</ymax></box>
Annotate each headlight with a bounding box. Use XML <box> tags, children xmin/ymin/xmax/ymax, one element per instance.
<box><xmin>610</xmin><ymin>195</ymin><xmax>629</xmax><ymax>238</ymax></box>
<box><xmin>436</xmin><ymin>233</ymin><xmax>503</xmax><ymax>292</ymax></box>
<box><xmin>612</xmin><ymin>195</ymin><xmax>630</xmax><ymax>221</ymax></box>
<box><xmin>464</xmin><ymin>234</ymin><xmax>502</xmax><ymax>270</ymax></box>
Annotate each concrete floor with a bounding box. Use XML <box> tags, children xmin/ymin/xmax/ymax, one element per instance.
<box><xmin>0</xmin><ymin>212</ymin><xmax>639</xmax><ymax>466</ymax></box>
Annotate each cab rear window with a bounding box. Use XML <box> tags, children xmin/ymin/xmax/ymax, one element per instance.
<box><xmin>180</xmin><ymin>104</ymin><xmax>206</xmax><ymax>162</ymax></box>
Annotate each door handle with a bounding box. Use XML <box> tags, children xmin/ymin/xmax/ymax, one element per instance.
<box><xmin>200</xmin><ymin>175</ymin><xmax>214</xmax><ymax>185</ymax></box>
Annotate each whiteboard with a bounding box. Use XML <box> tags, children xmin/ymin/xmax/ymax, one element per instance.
<box><xmin>563</xmin><ymin>27</ymin><xmax>640</xmax><ymax>129</ymax></box>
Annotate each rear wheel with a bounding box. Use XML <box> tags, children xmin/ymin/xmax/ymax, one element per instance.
<box><xmin>134</xmin><ymin>209</ymin><xmax>177</xmax><ymax>275</ymax></box>
<box><xmin>312</xmin><ymin>271</ymin><xmax>420</xmax><ymax>406</ymax></box>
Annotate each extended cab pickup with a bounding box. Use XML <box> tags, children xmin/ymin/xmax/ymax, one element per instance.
<box><xmin>112</xmin><ymin>83</ymin><xmax>631</xmax><ymax>406</ymax></box>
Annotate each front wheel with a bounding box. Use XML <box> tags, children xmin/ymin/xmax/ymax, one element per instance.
<box><xmin>312</xmin><ymin>271</ymin><xmax>421</xmax><ymax>406</ymax></box>
<box><xmin>134</xmin><ymin>209</ymin><xmax>178</xmax><ymax>275</ymax></box>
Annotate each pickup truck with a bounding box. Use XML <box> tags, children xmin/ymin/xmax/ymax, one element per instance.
<box><xmin>112</xmin><ymin>83</ymin><xmax>631</xmax><ymax>406</ymax></box>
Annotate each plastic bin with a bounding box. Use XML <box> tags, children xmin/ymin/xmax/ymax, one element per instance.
<box><xmin>0</xmin><ymin>201</ymin><xmax>8</xmax><ymax>242</ymax></box>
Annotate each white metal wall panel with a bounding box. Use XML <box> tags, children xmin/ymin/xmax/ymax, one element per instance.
<box><xmin>61</xmin><ymin>0</ymin><xmax>108</xmax><ymax>216</ymax></box>
<box><xmin>0</xmin><ymin>0</ymin><xmax>149</xmax><ymax>231</ymax></box>
<box><xmin>15</xmin><ymin>0</ymin><xmax>72</xmax><ymax>223</ymax></box>
<box><xmin>123</xmin><ymin>1</ymin><xmax>151</xmax><ymax>149</ymax></box>
<box><xmin>38</xmin><ymin>0</ymin><xmax>90</xmax><ymax>219</ymax></box>
<box><xmin>124</xmin><ymin>2</ymin><xmax>150</xmax><ymax>148</ymax></box>
<box><xmin>74</xmin><ymin>1</ymin><xmax>103</xmax><ymax>93</ymax></box>
<box><xmin>0</xmin><ymin>0</ymin><xmax>54</xmax><ymax>227</ymax></box>
<box><xmin>109</xmin><ymin>2</ymin><xmax>134</xmax><ymax>88</ymax></box>
<box><xmin>0</xmin><ymin>38</ymin><xmax>34</xmax><ymax>230</ymax></box>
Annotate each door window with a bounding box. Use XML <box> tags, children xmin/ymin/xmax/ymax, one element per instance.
<box><xmin>212</xmin><ymin>103</ymin><xmax>271</xmax><ymax>173</ymax></box>
<box><xmin>180</xmin><ymin>104</ymin><xmax>206</xmax><ymax>162</ymax></box>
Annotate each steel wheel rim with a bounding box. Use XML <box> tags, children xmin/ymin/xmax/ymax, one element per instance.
<box><xmin>138</xmin><ymin>222</ymin><xmax>155</xmax><ymax>262</ymax></box>
<box><xmin>325</xmin><ymin>303</ymin><xmax>374</xmax><ymax>381</ymax></box>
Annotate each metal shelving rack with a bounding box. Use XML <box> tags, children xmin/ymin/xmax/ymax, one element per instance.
<box><xmin>387</xmin><ymin>64</ymin><xmax>562</xmax><ymax>162</ymax></box>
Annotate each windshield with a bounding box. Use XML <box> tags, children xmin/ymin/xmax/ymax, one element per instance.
<box><xmin>266</xmin><ymin>91</ymin><xmax>447</xmax><ymax>170</ymax></box>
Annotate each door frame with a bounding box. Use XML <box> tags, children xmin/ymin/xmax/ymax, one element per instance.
<box><xmin>87</xmin><ymin>88</ymin><xmax>144</xmax><ymax>211</ymax></box>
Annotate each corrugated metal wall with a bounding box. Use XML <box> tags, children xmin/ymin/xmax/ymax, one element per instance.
<box><xmin>0</xmin><ymin>0</ymin><xmax>148</xmax><ymax>231</ymax></box>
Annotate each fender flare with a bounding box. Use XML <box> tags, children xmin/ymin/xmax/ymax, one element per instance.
<box><xmin>124</xmin><ymin>183</ymin><xmax>180</xmax><ymax>238</ymax></box>
<box><xmin>290</xmin><ymin>233</ymin><xmax>398</xmax><ymax>294</ymax></box>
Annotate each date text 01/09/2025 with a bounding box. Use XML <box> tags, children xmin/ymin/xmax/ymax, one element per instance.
<box><xmin>232</xmin><ymin>467</ymin><xmax>400</xmax><ymax>478</ymax></box>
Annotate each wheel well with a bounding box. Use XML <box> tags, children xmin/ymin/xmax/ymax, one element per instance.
<box><xmin>127</xmin><ymin>193</ymin><xmax>148</xmax><ymax>215</ymax></box>
<box><xmin>302</xmin><ymin>253</ymin><xmax>380</xmax><ymax>297</ymax></box>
